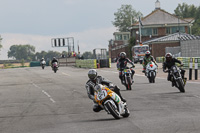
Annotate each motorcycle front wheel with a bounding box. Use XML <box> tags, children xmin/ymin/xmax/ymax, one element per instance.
<box><xmin>104</xmin><ymin>101</ymin><xmax>120</xmax><ymax>119</ymax></box>
<box><xmin>176</xmin><ymin>79</ymin><xmax>185</xmax><ymax>93</ymax></box>
<box><xmin>126</xmin><ymin>77</ymin><xmax>132</xmax><ymax>90</ymax></box>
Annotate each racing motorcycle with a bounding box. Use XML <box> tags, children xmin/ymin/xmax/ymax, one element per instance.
<box><xmin>41</xmin><ymin>60</ymin><xmax>46</xmax><ymax>69</ymax></box>
<box><xmin>168</xmin><ymin>65</ymin><xmax>185</xmax><ymax>93</ymax></box>
<box><xmin>145</xmin><ymin>61</ymin><xmax>157</xmax><ymax>83</ymax></box>
<box><xmin>121</xmin><ymin>67</ymin><xmax>133</xmax><ymax>90</ymax></box>
<box><xmin>94</xmin><ymin>84</ymin><xmax>130</xmax><ymax>119</ymax></box>
<box><xmin>52</xmin><ymin>62</ymin><xmax>58</xmax><ymax>73</ymax></box>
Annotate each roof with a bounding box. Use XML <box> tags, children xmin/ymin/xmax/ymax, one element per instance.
<box><xmin>143</xmin><ymin>33</ymin><xmax>200</xmax><ymax>44</ymax></box>
<box><xmin>133</xmin><ymin>9</ymin><xmax>193</xmax><ymax>26</ymax></box>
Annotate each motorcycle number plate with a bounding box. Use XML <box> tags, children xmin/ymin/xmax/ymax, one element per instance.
<box><xmin>97</xmin><ymin>90</ymin><xmax>108</xmax><ymax>101</ymax></box>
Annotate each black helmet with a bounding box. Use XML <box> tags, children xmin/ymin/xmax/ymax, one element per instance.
<box><xmin>165</xmin><ymin>53</ymin><xmax>172</xmax><ymax>62</ymax></box>
<box><xmin>145</xmin><ymin>51</ymin><xmax>151</xmax><ymax>57</ymax></box>
<box><xmin>88</xmin><ymin>69</ymin><xmax>97</xmax><ymax>80</ymax></box>
<box><xmin>120</xmin><ymin>52</ymin><xmax>126</xmax><ymax>59</ymax></box>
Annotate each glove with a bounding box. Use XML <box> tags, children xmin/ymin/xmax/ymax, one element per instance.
<box><xmin>132</xmin><ymin>65</ymin><xmax>135</xmax><ymax>68</ymax></box>
<box><xmin>163</xmin><ymin>70</ymin><xmax>168</xmax><ymax>73</ymax></box>
<box><xmin>142</xmin><ymin>67</ymin><xmax>146</xmax><ymax>73</ymax></box>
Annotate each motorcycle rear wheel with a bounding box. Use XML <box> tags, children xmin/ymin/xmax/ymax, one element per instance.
<box><xmin>121</xmin><ymin>107</ymin><xmax>130</xmax><ymax>118</ymax></box>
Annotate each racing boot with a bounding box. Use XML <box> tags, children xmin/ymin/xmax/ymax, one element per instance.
<box><xmin>113</xmin><ymin>86</ymin><xmax>126</xmax><ymax>103</ymax></box>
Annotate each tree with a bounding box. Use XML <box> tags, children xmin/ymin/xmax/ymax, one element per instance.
<box><xmin>0</xmin><ymin>36</ymin><xmax>2</xmax><ymax>51</ymax></box>
<box><xmin>174</xmin><ymin>3</ymin><xmax>200</xmax><ymax>35</ymax></box>
<box><xmin>8</xmin><ymin>44</ymin><xmax>35</xmax><ymax>61</ymax></box>
<box><xmin>112</xmin><ymin>5</ymin><xmax>143</xmax><ymax>32</ymax></box>
<box><xmin>45</xmin><ymin>51</ymin><xmax>60</xmax><ymax>60</ymax></box>
<box><xmin>82</xmin><ymin>51</ymin><xmax>95</xmax><ymax>59</ymax></box>
<box><xmin>128</xmin><ymin>37</ymin><xmax>136</xmax><ymax>60</ymax></box>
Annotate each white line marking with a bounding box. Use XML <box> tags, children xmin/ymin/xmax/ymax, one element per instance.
<box><xmin>32</xmin><ymin>83</ymin><xmax>40</xmax><ymax>88</ymax></box>
<box><xmin>42</xmin><ymin>90</ymin><xmax>56</xmax><ymax>103</ymax></box>
<box><xmin>62</xmin><ymin>72</ymin><xmax>71</xmax><ymax>76</ymax></box>
<box><xmin>193</xmin><ymin>95</ymin><xmax>200</xmax><ymax>99</ymax></box>
<box><xmin>32</xmin><ymin>83</ymin><xmax>56</xmax><ymax>103</ymax></box>
<box><xmin>42</xmin><ymin>90</ymin><xmax>51</xmax><ymax>98</ymax></box>
<box><xmin>50</xmin><ymin>98</ymin><xmax>56</xmax><ymax>103</ymax></box>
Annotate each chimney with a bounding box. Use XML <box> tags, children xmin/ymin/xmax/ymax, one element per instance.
<box><xmin>155</xmin><ymin>0</ymin><xmax>160</xmax><ymax>10</ymax></box>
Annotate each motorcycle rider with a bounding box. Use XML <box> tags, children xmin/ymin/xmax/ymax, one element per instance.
<box><xmin>40</xmin><ymin>58</ymin><xmax>46</xmax><ymax>66</ymax></box>
<box><xmin>51</xmin><ymin>57</ymin><xmax>59</xmax><ymax>68</ymax></box>
<box><xmin>142</xmin><ymin>51</ymin><xmax>158</xmax><ymax>73</ymax></box>
<box><xmin>117</xmin><ymin>52</ymin><xmax>135</xmax><ymax>84</ymax></box>
<box><xmin>163</xmin><ymin>53</ymin><xmax>186</xmax><ymax>86</ymax></box>
<box><xmin>85</xmin><ymin>69</ymin><xmax>126</xmax><ymax>112</ymax></box>
<box><xmin>40</xmin><ymin>58</ymin><xmax>45</xmax><ymax>63</ymax></box>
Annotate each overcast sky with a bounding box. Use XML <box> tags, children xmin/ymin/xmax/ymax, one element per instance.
<box><xmin>0</xmin><ymin>0</ymin><xmax>200</xmax><ymax>59</ymax></box>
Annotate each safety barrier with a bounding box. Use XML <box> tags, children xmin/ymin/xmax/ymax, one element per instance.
<box><xmin>75</xmin><ymin>59</ymin><xmax>97</xmax><ymax>69</ymax></box>
<box><xmin>58</xmin><ymin>57</ymin><xmax>76</xmax><ymax>66</ymax></box>
<box><xmin>75</xmin><ymin>58</ymin><xmax>111</xmax><ymax>69</ymax></box>
<box><xmin>156</xmin><ymin>57</ymin><xmax>200</xmax><ymax>69</ymax></box>
<box><xmin>30</xmin><ymin>61</ymin><xmax>50</xmax><ymax>67</ymax></box>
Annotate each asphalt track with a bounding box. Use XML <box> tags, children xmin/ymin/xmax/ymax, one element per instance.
<box><xmin>0</xmin><ymin>64</ymin><xmax>200</xmax><ymax>133</ymax></box>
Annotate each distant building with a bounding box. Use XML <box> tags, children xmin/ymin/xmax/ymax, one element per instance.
<box><xmin>131</xmin><ymin>0</ymin><xmax>196</xmax><ymax>58</ymax></box>
<box><xmin>142</xmin><ymin>32</ymin><xmax>200</xmax><ymax>58</ymax></box>
<box><xmin>131</xmin><ymin>0</ymin><xmax>194</xmax><ymax>43</ymax></box>
<box><xmin>108</xmin><ymin>32</ymin><xmax>130</xmax><ymax>61</ymax></box>
<box><xmin>109</xmin><ymin>0</ymin><xmax>196</xmax><ymax>60</ymax></box>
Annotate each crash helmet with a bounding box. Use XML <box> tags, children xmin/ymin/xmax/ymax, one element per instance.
<box><xmin>145</xmin><ymin>51</ymin><xmax>151</xmax><ymax>57</ymax></box>
<box><xmin>88</xmin><ymin>69</ymin><xmax>97</xmax><ymax>80</ymax></box>
<box><xmin>53</xmin><ymin>57</ymin><xmax>56</xmax><ymax>60</ymax></box>
<box><xmin>41</xmin><ymin>58</ymin><xmax>44</xmax><ymax>60</ymax></box>
<box><xmin>165</xmin><ymin>53</ymin><xmax>172</xmax><ymax>62</ymax></box>
<box><xmin>120</xmin><ymin>52</ymin><xmax>126</xmax><ymax>59</ymax></box>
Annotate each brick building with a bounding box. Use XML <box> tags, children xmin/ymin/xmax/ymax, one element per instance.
<box><xmin>109</xmin><ymin>0</ymin><xmax>195</xmax><ymax>60</ymax></box>
<box><xmin>131</xmin><ymin>1</ymin><xmax>194</xmax><ymax>43</ymax></box>
<box><xmin>108</xmin><ymin>32</ymin><xmax>130</xmax><ymax>62</ymax></box>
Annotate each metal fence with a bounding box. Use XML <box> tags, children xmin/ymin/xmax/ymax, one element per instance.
<box><xmin>181</xmin><ymin>40</ymin><xmax>200</xmax><ymax>57</ymax></box>
<box><xmin>165</xmin><ymin>46</ymin><xmax>181</xmax><ymax>57</ymax></box>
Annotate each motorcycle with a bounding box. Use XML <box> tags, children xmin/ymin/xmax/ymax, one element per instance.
<box><xmin>145</xmin><ymin>61</ymin><xmax>157</xmax><ymax>83</ymax></box>
<box><xmin>41</xmin><ymin>60</ymin><xmax>46</xmax><ymax>69</ymax></box>
<box><xmin>94</xmin><ymin>84</ymin><xmax>130</xmax><ymax>119</ymax></box>
<box><xmin>121</xmin><ymin>67</ymin><xmax>133</xmax><ymax>90</ymax></box>
<box><xmin>52</xmin><ymin>62</ymin><xmax>58</xmax><ymax>73</ymax></box>
<box><xmin>168</xmin><ymin>65</ymin><xmax>185</xmax><ymax>93</ymax></box>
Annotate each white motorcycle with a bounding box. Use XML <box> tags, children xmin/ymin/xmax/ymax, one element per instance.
<box><xmin>145</xmin><ymin>61</ymin><xmax>157</xmax><ymax>83</ymax></box>
<box><xmin>41</xmin><ymin>60</ymin><xmax>46</xmax><ymax>69</ymax></box>
<box><xmin>94</xmin><ymin>84</ymin><xmax>130</xmax><ymax>119</ymax></box>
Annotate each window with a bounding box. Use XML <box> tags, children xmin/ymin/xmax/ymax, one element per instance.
<box><xmin>123</xmin><ymin>34</ymin><xmax>130</xmax><ymax>40</ymax></box>
<box><xmin>152</xmin><ymin>28</ymin><xmax>158</xmax><ymax>35</ymax></box>
<box><xmin>166</xmin><ymin>27</ymin><xmax>171</xmax><ymax>34</ymax></box>
<box><xmin>141</xmin><ymin>28</ymin><xmax>152</xmax><ymax>36</ymax></box>
<box><xmin>115</xmin><ymin>34</ymin><xmax>122</xmax><ymax>40</ymax></box>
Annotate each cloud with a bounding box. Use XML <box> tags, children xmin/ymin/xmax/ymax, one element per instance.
<box><xmin>0</xmin><ymin>27</ymin><xmax>116</xmax><ymax>60</ymax></box>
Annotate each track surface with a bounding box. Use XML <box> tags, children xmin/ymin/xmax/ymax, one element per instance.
<box><xmin>0</xmin><ymin>64</ymin><xmax>200</xmax><ymax>133</ymax></box>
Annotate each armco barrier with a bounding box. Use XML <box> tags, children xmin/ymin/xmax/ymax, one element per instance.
<box><xmin>75</xmin><ymin>59</ymin><xmax>97</xmax><ymax>69</ymax></box>
<box><xmin>30</xmin><ymin>61</ymin><xmax>50</xmax><ymax>67</ymax></box>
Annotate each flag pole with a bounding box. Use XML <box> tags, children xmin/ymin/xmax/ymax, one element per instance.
<box><xmin>139</xmin><ymin>17</ymin><xmax>142</xmax><ymax>43</ymax></box>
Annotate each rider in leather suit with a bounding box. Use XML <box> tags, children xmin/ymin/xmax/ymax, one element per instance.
<box><xmin>85</xmin><ymin>69</ymin><xmax>126</xmax><ymax>112</ymax></box>
<box><xmin>117</xmin><ymin>52</ymin><xmax>135</xmax><ymax>84</ymax></box>
<box><xmin>163</xmin><ymin>53</ymin><xmax>186</xmax><ymax>86</ymax></box>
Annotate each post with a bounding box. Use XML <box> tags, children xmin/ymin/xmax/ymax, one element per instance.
<box><xmin>195</xmin><ymin>58</ymin><xmax>198</xmax><ymax>80</ymax></box>
<box><xmin>189</xmin><ymin>58</ymin><xmax>193</xmax><ymax>80</ymax></box>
